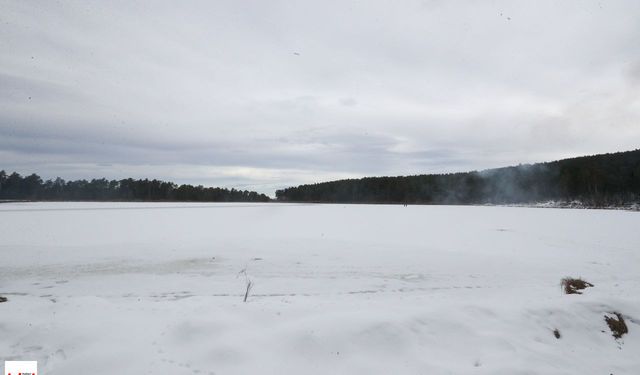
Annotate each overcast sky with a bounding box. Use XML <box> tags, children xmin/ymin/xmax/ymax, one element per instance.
<box><xmin>1</xmin><ymin>0</ymin><xmax>639</xmax><ymax>195</ymax></box>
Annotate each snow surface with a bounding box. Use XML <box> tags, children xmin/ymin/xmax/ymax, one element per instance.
<box><xmin>1</xmin><ymin>202</ymin><xmax>639</xmax><ymax>374</ymax></box>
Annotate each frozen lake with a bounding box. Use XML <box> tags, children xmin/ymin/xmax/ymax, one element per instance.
<box><xmin>1</xmin><ymin>202</ymin><xmax>639</xmax><ymax>374</ymax></box>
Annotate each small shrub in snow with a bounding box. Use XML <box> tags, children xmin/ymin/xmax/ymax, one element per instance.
<box><xmin>244</xmin><ymin>279</ymin><xmax>253</xmax><ymax>302</ymax></box>
<box><xmin>605</xmin><ymin>312</ymin><xmax>628</xmax><ymax>339</ymax></box>
<box><xmin>0</xmin><ymin>296</ymin><xmax>7</xmax><ymax>303</ymax></box>
<box><xmin>560</xmin><ymin>277</ymin><xmax>593</xmax><ymax>294</ymax></box>
<box><xmin>238</xmin><ymin>268</ymin><xmax>253</xmax><ymax>303</ymax></box>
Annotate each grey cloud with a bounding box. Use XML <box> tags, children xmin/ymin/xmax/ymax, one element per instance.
<box><xmin>0</xmin><ymin>72</ymin><xmax>82</xmax><ymax>103</ymax></box>
<box><xmin>339</xmin><ymin>98</ymin><xmax>357</xmax><ymax>107</ymax></box>
<box><xmin>627</xmin><ymin>61</ymin><xmax>640</xmax><ymax>85</ymax></box>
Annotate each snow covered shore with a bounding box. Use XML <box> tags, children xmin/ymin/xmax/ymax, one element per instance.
<box><xmin>1</xmin><ymin>202</ymin><xmax>639</xmax><ymax>374</ymax></box>
<box><xmin>494</xmin><ymin>200</ymin><xmax>640</xmax><ymax>211</ymax></box>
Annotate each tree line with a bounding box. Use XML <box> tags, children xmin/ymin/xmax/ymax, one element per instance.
<box><xmin>276</xmin><ymin>149</ymin><xmax>640</xmax><ymax>206</ymax></box>
<box><xmin>0</xmin><ymin>171</ymin><xmax>271</xmax><ymax>202</ymax></box>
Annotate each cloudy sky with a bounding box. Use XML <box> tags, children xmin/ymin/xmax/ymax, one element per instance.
<box><xmin>1</xmin><ymin>0</ymin><xmax>639</xmax><ymax>194</ymax></box>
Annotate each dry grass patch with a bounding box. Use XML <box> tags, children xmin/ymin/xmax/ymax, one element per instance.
<box><xmin>560</xmin><ymin>277</ymin><xmax>594</xmax><ymax>294</ymax></box>
<box><xmin>605</xmin><ymin>312</ymin><xmax>628</xmax><ymax>339</ymax></box>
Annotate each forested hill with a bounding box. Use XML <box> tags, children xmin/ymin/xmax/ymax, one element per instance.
<box><xmin>276</xmin><ymin>149</ymin><xmax>640</xmax><ymax>206</ymax></box>
<box><xmin>0</xmin><ymin>172</ymin><xmax>271</xmax><ymax>202</ymax></box>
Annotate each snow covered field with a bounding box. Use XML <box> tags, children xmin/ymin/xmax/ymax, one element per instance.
<box><xmin>1</xmin><ymin>202</ymin><xmax>639</xmax><ymax>374</ymax></box>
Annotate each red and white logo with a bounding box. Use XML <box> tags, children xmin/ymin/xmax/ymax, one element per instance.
<box><xmin>4</xmin><ymin>360</ymin><xmax>37</xmax><ymax>375</ymax></box>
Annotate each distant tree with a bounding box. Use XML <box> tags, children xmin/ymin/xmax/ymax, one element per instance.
<box><xmin>0</xmin><ymin>171</ymin><xmax>271</xmax><ymax>202</ymax></box>
<box><xmin>276</xmin><ymin>149</ymin><xmax>640</xmax><ymax>206</ymax></box>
